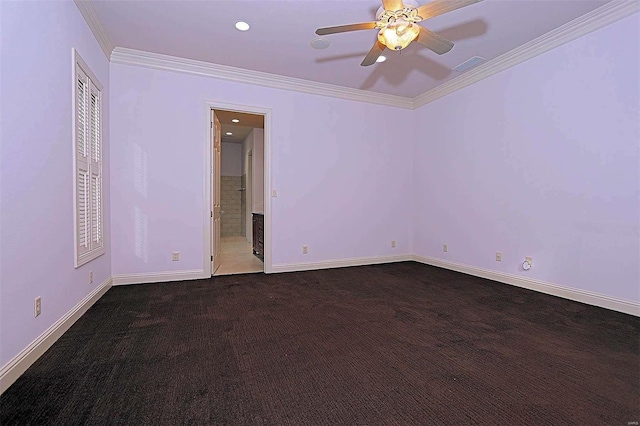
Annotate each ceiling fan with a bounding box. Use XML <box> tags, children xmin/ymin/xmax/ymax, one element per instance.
<box><xmin>315</xmin><ymin>0</ymin><xmax>483</xmax><ymax>66</ymax></box>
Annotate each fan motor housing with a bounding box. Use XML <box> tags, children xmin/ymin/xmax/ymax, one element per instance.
<box><xmin>376</xmin><ymin>0</ymin><xmax>420</xmax><ymax>19</ymax></box>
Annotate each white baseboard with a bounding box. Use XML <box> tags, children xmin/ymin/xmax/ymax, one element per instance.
<box><xmin>112</xmin><ymin>269</ymin><xmax>206</xmax><ymax>286</ymax></box>
<box><xmin>271</xmin><ymin>254</ymin><xmax>413</xmax><ymax>273</ymax></box>
<box><xmin>412</xmin><ymin>255</ymin><xmax>639</xmax><ymax>317</ymax></box>
<box><xmin>0</xmin><ymin>277</ymin><xmax>113</xmax><ymax>395</ymax></box>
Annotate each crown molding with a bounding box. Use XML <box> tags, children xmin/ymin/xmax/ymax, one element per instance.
<box><xmin>110</xmin><ymin>48</ymin><xmax>414</xmax><ymax>109</ymax></box>
<box><xmin>74</xmin><ymin>0</ymin><xmax>114</xmax><ymax>59</ymax></box>
<box><xmin>91</xmin><ymin>0</ymin><xmax>636</xmax><ymax>109</ymax></box>
<box><xmin>412</xmin><ymin>0</ymin><xmax>639</xmax><ymax>108</ymax></box>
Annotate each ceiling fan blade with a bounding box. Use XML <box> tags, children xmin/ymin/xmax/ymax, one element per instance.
<box><xmin>361</xmin><ymin>41</ymin><xmax>386</xmax><ymax>66</ymax></box>
<box><xmin>416</xmin><ymin>27</ymin><xmax>454</xmax><ymax>55</ymax></box>
<box><xmin>315</xmin><ymin>22</ymin><xmax>377</xmax><ymax>36</ymax></box>
<box><xmin>417</xmin><ymin>0</ymin><xmax>483</xmax><ymax>20</ymax></box>
<box><xmin>381</xmin><ymin>0</ymin><xmax>404</xmax><ymax>11</ymax></box>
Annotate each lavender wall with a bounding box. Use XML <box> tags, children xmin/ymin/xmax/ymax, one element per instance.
<box><xmin>110</xmin><ymin>65</ymin><xmax>414</xmax><ymax>275</ymax></box>
<box><xmin>0</xmin><ymin>1</ymin><xmax>111</xmax><ymax>366</ymax></box>
<box><xmin>413</xmin><ymin>15</ymin><xmax>639</xmax><ymax>302</ymax></box>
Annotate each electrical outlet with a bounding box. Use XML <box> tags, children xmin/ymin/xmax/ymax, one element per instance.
<box><xmin>302</xmin><ymin>245</ymin><xmax>308</xmax><ymax>254</ymax></box>
<box><xmin>391</xmin><ymin>240</ymin><xmax>396</xmax><ymax>248</ymax></box>
<box><xmin>496</xmin><ymin>252</ymin><xmax>502</xmax><ymax>262</ymax></box>
<box><xmin>172</xmin><ymin>252</ymin><xmax>180</xmax><ymax>261</ymax></box>
<box><xmin>443</xmin><ymin>244</ymin><xmax>448</xmax><ymax>253</ymax></box>
<box><xmin>525</xmin><ymin>256</ymin><xmax>533</xmax><ymax>266</ymax></box>
<box><xmin>272</xmin><ymin>190</ymin><xmax>278</xmax><ymax>198</ymax></box>
<box><xmin>34</xmin><ymin>297</ymin><xmax>41</xmax><ymax>317</ymax></box>
<box><xmin>89</xmin><ymin>271</ymin><xmax>93</xmax><ymax>283</ymax></box>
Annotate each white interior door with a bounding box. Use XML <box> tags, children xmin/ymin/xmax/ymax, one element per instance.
<box><xmin>212</xmin><ymin>111</ymin><xmax>222</xmax><ymax>274</ymax></box>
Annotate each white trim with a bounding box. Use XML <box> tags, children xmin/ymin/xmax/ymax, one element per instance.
<box><xmin>107</xmin><ymin>2</ymin><xmax>638</xmax><ymax>110</ymax></box>
<box><xmin>262</xmin><ymin>112</ymin><xmax>273</xmax><ymax>274</ymax></box>
<box><xmin>75</xmin><ymin>246</ymin><xmax>105</xmax><ymax>268</ymax></box>
<box><xmin>111</xmin><ymin>48</ymin><xmax>413</xmax><ymax>109</ymax></box>
<box><xmin>73</xmin><ymin>0</ymin><xmax>114</xmax><ymax>59</ymax></box>
<box><xmin>79</xmin><ymin>1</ymin><xmax>636</xmax><ymax>108</ymax></box>
<box><xmin>271</xmin><ymin>254</ymin><xmax>413</xmax><ymax>273</ymax></box>
<box><xmin>73</xmin><ymin>48</ymin><xmax>105</xmax><ymax>268</ymax></box>
<box><xmin>73</xmin><ymin>48</ymin><xmax>103</xmax><ymax>91</ymax></box>
<box><xmin>112</xmin><ymin>270</ymin><xmax>205</xmax><ymax>286</ymax></box>
<box><xmin>204</xmin><ymin>106</ymin><xmax>212</xmax><ymax>277</ymax></box>
<box><xmin>413</xmin><ymin>0</ymin><xmax>639</xmax><ymax>108</ymax></box>
<box><xmin>412</xmin><ymin>255</ymin><xmax>640</xmax><ymax>317</ymax></box>
<box><xmin>204</xmin><ymin>101</ymin><xmax>273</xmax><ymax>275</ymax></box>
<box><xmin>0</xmin><ymin>277</ymin><xmax>112</xmax><ymax>395</ymax></box>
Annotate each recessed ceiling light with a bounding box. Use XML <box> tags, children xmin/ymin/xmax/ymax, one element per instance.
<box><xmin>235</xmin><ymin>21</ymin><xmax>250</xmax><ymax>31</ymax></box>
<box><xmin>376</xmin><ymin>55</ymin><xmax>387</xmax><ymax>63</ymax></box>
<box><xmin>226</xmin><ymin>132</ymin><xmax>233</xmax><ymax>136</ymax></box>
<box><xmin>310</xmin><ymin>37</ymin><xmax>330</xmax><ymax>50</ymax></box>
<box><xmin>231</xmin><ymin>119</ymin><xmax>240</xmax><ymax>123</ymax></box>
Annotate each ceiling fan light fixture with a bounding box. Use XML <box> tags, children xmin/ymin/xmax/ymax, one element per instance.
<box><xmin>315</xmin><ymin>0</ymin><xmax>478</xmax><ymax>67</ymax></box>
<box><xmin>378</xmin><ymin>21</ymin><xmax>420</xmax><ymax>50</ymax></box>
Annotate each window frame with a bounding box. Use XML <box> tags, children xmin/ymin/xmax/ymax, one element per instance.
<box><xmin>73</xmin><ymin>49</ymin><xmax>105</xmax><ymax>267</ymax></box>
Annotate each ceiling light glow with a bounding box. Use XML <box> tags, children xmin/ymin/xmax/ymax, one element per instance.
<box><xmin>231</xmin><ymin>119</ymin><xmax>240</xmax><ymax>123</ymax></box>
<box><xmin>235</xmin><ymin>21</ymin><xmax>250</xmax><ymax>31</ymax></box>
<box><xmin>378</xmin><ymin>21</ymin><xmax>420</xmax><ymax>51</ymax></box>
<box><xmin>226</xmin><ymin>132</ymin><xmax>233</xmax><ymax>135</ymax></box>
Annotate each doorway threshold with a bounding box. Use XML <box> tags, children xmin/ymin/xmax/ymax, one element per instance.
<box><xmin>214</xmin><ymin>237</ymin><xmax>264</xmax><ymax>276</ymax></box>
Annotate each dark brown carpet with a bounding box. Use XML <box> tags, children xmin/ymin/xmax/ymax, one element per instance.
<box><xmin>1</xmin><ymin>262</ymin><xmax>638</xmax><ymax>425</ymax></box>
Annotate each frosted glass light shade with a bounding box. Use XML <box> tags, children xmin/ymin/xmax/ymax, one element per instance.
<box><xmin>378</xmin><ymin>21</ymin><xmax>420</xmax><ymax>50</ymax></box>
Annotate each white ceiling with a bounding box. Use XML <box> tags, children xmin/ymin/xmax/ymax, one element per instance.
<box><xmin>91</xmin><ymin>0</ymin><xmax>610</xmax><ymax>98</ymax></box>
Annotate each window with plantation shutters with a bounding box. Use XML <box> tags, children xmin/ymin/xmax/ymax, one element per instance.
<box><xmin>74</xmin><ymin>49</ymin><xmax>104</xmax><ymax>267</ymax></box>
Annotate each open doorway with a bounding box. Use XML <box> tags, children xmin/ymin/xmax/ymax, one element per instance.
<box><xmin>212</xmin><ymin>109</ymin><xmax>265</xmax><ymax>276</ymax></box>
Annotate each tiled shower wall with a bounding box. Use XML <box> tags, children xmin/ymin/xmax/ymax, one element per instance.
<box><xmin>221</xmin><ymin>175</ymin><xmax>242</xmax><ymax>237</ymax></box>
<box><xmin>240</xmin><ymin>174</ymin><xmax>246</xmax><ymax>238</ymax></box>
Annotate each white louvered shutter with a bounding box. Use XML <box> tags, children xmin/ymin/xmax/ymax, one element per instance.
<box><xmin>74</xmin><ymin>51</ymin><xmax>104</xmax><ymax>267</ymax></box>
<box><xmin>89</xmin><ymin>84</ymin><xmax>103</xmax><ymax>249</ymax></box>
<box><xmin>76</xmin><ymin>66</ymin><xmax>91</xmax><ymax>258</ymax></box>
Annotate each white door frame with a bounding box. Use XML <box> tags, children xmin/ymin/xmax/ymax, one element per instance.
<box><xmin>203</xmin><ymin>100</ymin><xmax>272</xmax><ymax>275</ymax></box>
<box><xmin>246</xmin><ymin>150</ymin><xmax>253</xmax><ymax>244</ymax></box>
<box><xmin>211</xmin><ymin>111</ymin><xmax>222</xmax><ymax>275</ymax></box>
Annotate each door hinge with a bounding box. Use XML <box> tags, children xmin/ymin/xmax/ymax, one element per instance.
<box><xmin>211</xmin><ymin>121</ymin><xmax>213</xmax><ymax>128</ymax></box>
<box><xmin>211</xmin><ymin>256</ymin><xmax>213</xmax><ymax>261</ymax></box>
<box><xmin>211</xmin><ymin>211</ymin><xmax>213</xmax><ymax>217</ymax></box>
